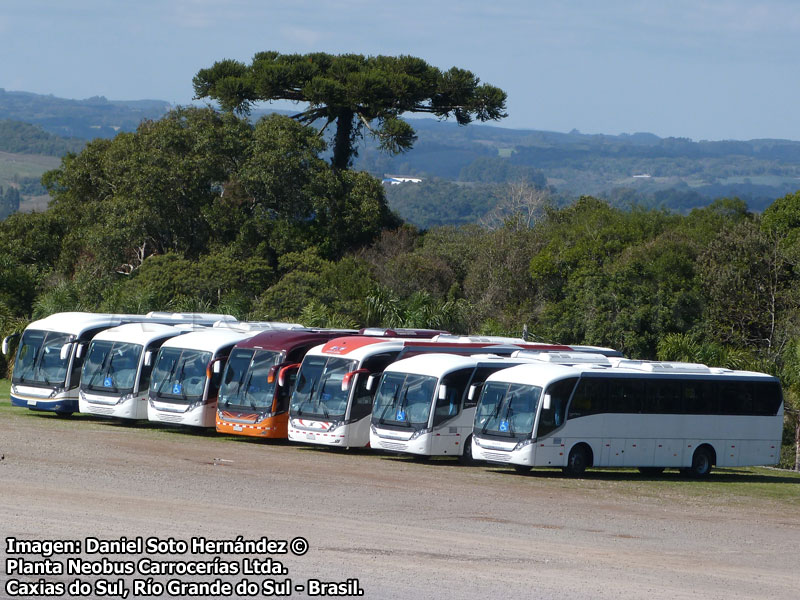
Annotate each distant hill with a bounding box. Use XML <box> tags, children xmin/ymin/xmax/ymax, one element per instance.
<box><xmin>1</xmin><ymin>89</ymin><xmax>800</xmax><ymax>224</ymax></box>
<box><xmin>0</xmin><ymin>88</ymin><xmax>171</xmax><ymax>138</ymax></box>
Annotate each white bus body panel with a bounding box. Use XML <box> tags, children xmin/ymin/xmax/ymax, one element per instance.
<box><xmin>147</xmin><ymin>328</ymin><xmax>258</xmax><ymax>428</ymax></box>
<box><xmin>288</xmin><ymin>416</ymin><xmax>371</xmax><ymax>447</ymax></box>
<box><xmin>472</xmin><ymin>362</ymin><xmax>782</xmax><ymax>471</ymax></box>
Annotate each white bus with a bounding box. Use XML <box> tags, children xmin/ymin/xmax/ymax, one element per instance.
<box><xmin>370</xmin><ymin>354</ymin><xmax>539</xmax><ymax>461</ymax></box>
<box><xmin>146</xmin><ymin>323</ymin><xmax>296</xmax><ymax>428</ymax></box>
<box><xmin>287</xmin><ymin>336</ymin><xmax>605</xmax><ymax>449</ymax></box>
<box><xmin>78</xmin><ymin>322</ymin><xmax>208</xmax><ymax>420</ymax></box>
<box><xmin>471</xmin><ymin>355</ymin><xmax>784</xmax><ymax>477</ymax></box>
<box><xmin>4</xmin><ymin>312</ymin><xmax>235</xmax><ymax>415</ymax></box>
<box><xmin>287</xmin><ymin>337</ymin><xmax>408</xmax><ymax>448</ymax></box>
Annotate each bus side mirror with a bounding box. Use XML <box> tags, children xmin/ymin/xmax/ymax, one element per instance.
<box><xmin>206</xmin><ymin>357</ymin><xmax>224</xmax><ymax>379</ymax></box>
<box><xmin>366</xmin><ymin>375</ymin><xmax>377</xmax><ymax>391</ymax></box>
<box><xmin>144</xmin><ymin>351</ymin><xmax>153</xmax><ymax>367</ymax></box>
<box><xmin>278</xmin><ymin>363</ymin><xmax>301</xmax><ymax>387</ymax></box>
<box><xmin>467</xmin><ymin>385</ymin><xmax>478</xmax><ymax>401</ymax></box>
<box><xmin>76</xmin><ymin>343</ymin><xmax>86</xmax><ymax>359</ymax></box>
<box><xmin>341</xmin><ymin>368</ymin><xmax>370</xmax><ymax>392</ymax></box>
<box><xmin>543</xmin><ymin>394</ymin><xmax>552</xmax><ymax>410</ymax></box>
<box><xmin>438</xmin><ymin>385</ymin><xmax>448</xmax><ymax>401</ymax></box>
<box><xmin>2</xmin><ymin>333</ymin><xmax>19</xmax><ymax>356</ymax></box>
<box><xmin>60</xmin><ymin>343</ymin><xmax>73</xmax><ymax>361</ymax></box>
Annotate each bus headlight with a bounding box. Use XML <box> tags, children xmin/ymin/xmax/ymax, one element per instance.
<box><xmin>327</xmin><ymin>421</ymin><xmax>343</xmax><ymax>432</ymax></box>
<box><xmin>409</xmin><ymin>428</ymin><xmax>432</xmax><ymax>441</ymax></box>
<box><xmin>513</xmin><ymin>438</ymin><xmax>534</xmax><ymax>451</ymax></box>
<box><xmin>116</xmin><ymin>393</ymin><xmax>136</xmax><ymax>405</ymax></box>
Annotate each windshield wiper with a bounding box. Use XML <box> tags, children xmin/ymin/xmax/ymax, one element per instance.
<box><xmin>377</xmin><ymin>385</ymin><xmax>401</xmax><ymax>425</ymax></box>
<box><xmin>294</xmin><ymin>378</ymin><xmax>317</xmax><ymax>417</ymax></box>
<box><xmin>155</xmin><ymin>357</ymin><xmax>180</xmax><ymax>397</ymax></box>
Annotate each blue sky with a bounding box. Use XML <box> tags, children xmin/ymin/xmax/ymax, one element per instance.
<box><xmin>2</xmin><ymin>0</ymin><xmax>799</xmax><ymax>141</ymax></box>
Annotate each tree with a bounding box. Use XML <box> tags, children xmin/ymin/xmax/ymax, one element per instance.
<box><xmin>193</xmin><ymin>52</ymin><xmax>507</xmax><ymax>170</ymax></box>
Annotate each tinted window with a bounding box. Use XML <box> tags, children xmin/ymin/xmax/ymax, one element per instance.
<box><xmin>433</xmin><ymin>368</ymin><xmax>473</xmax><ymax>426</ymax></box>
<box><xmin>643</xmin><ymin>379</ymin><xmax>682</xmax><ymax>413</ymax></box>
<box><xmin>568</xmin><ymin>378</ymin><xmax>606</xmax><ymax>418</ymax></box>
<box><xmin>608</xmin><ymin>378</ymin><xmax>644</xmax><ymax>413</ymax></box>
<box><xmin>538</xmin><ymin>377</ymin><xmax>577</xmax><ymax>436</ymax></box>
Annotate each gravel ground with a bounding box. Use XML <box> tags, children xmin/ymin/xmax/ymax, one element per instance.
<box><xmin>1</xmin><ymin>407</ymin><xmax>798</xmax><ymax>600</ymax></box>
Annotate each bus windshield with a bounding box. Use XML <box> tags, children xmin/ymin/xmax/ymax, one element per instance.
<box><xmin>372</xmin><ymin>372</ymin><xmax>437</xmax><ymax>430</ymax></box>
<box><xmin>81</xmin><ymin>340</ymin><xmax>142</xmax><ymax>395</ymax></box>
<box><xmin>150</xmin><ymin>348</ymin><xmax>212</xmax><ymax>405</ymax></box>
<box><xmin>475</xmin><ymin>382</ymin><xmax>542</xmax><ymax>441</ymax></box>
<box><xmin>290</xmin><ymin>355</ymin><xmax>357</xmax><ymax>420</ymax></box>
<box><xmin>12</xmin><ymin>329</ymin><xmax>73</xmax><ymax>387</ymax></box>
<box><xmin>219</xmin><ymin>348</ymin><xmax>282</xmax><ymax>411</ymax></box>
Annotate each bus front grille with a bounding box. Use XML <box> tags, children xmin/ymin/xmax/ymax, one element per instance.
<box><xmin>380</xmin><ymin>441</ymin><xmax>408</xmax><ymax>452</ymax></box>
<box><xmin>483</xmin><ymin>452</ymin><xmax>512</xmax><ymax>462</ymax></box>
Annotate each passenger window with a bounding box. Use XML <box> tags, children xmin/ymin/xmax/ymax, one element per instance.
<box><xmin>644</xmin><ymin>380</ymin><xmax>682</xmax><ymax>413</ymax></box>
<box><xmin>608</xmin><ymin>378</ymin><xmax>644</xmax><ymax>413</ymax></box>
<box><xmin>349</xmin><ymin>352</ymin><xmax>400</xmax><ymax>420</ymax></box>
<box><xmin>568</xmin><ymin>379</ymin><xmax>606</xmax><ymax>419</ymax></box>
<box><xmin>432</xmin><ymin>368</ymin><xmax>473</xmax><ymax>426</ymax></box>
<box><xmin>538</xmin><ymin>377</ymin><xmax>577</xmax><ymax>436</ymax></box>
<box><xmin>752</xmin><ymin>381</ymin><xmax>782</xmax><ymax>415</ymax></box>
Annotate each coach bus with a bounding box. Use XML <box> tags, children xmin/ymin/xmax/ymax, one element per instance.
<box><xmin>4</xmin><ymin>312</ymin><xmax>235</xmax><ymax>415</ymax></box>
<box><xmin>369</xmin><ymin>354</ymin><xmax>534</xmax><ymax>461</ymax></box>
<box><xmin>287</xmin><ymin>335</ymin><xmax>613</xmax><ymax>449</ymax></box>
<box><xmin>470</xmin><ymin>355</ymin><xmax>784</xmax><ymax>477</ymax></box>
<box><xmin>216</xmin><ymin>329</ymin><xmax>358</xmax><ymax>439</ymax></box>
<box><xmin>78</xmin><ymin>322</ymin><xmax>210</xmax><ymax>419</ymax></box>
<box><xmin>369</xmin><ymin>351</ymin><xmax>620</xmax><ymax>461</ymax></box>
<box><xmin>147</xmin><ymin>323</ymin><xmax>298</xmax><ymax>428</ymax></box>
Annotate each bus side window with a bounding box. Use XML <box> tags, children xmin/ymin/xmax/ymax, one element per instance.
<box><xmin>643</xmin><ymin>379</ymin><xmax>682</xmax><ymax>413</ymax></box>
<box><xmin>608</xmin><ymin>378</ymin><xmax>644</xmax><ymax>413</ymax></box>
<box><xmin>276</xmin><ymin>370</ymin><xmax>297</xmax><ymax>413</ymax></box>
<box><xmin>753</xmin><ymin>381</ymin><xmax>782</xmax><ymax>416</ymax></box>
<box><xmin>433</xmin><ymin>368</ymin><xmax>473</xmax><ymax>426</ymax></box>
<box><xmin>568</xmin><ymin>378</ymin><xmax>606</xmax><ymax>419</ymax></box>
<box><xmin>350</xmin><ymin>352</ymin><xmax>399</xmax><ymax>420</ymax></box>
<box><xmin>539</xmin><ymin>377</ymin><xmax>577</xmax><ymax>436</ymax></box>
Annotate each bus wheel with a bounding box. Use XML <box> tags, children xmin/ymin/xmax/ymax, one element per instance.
<box><xmin>686</xmin><ymin>447</ymin><xmax>713</xmax><ymax>478</ymax></box>
<box><xmin>638</xmin><ymin>467</ymin><xmax>665</xmax><ymax>476</ymax></box>
<box><xmin>563</xmin><ymin>445</ymin><xmax>590</xmax><ymax>477</ymax></box>
<box><xmin>514</xmin><ymin>464</ymin><xmax>532</xmax><ymax>474</ymax></box>
<box><xmin>458</xmin><ymin>435</ymin><xmax>476</xmax><ymax>465</ymax></box>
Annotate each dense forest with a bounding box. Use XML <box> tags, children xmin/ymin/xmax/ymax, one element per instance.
<box><xmin>1</xmin><ymin>55</ymin><xmax>799</xmax><ymax>468</ymax></box>
<box><xmin>4</xmin><ymin>88</ymin><xmax>800</xmax><ymax>223</ymax></box>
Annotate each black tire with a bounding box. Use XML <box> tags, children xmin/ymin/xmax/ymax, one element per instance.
<box><xmin>513</xmin><ymin>464</ymin><xmax>532</xmax><ymax>474</ymax></box>
<box><xmin>638</xmin><ymin>467</ymin><xmax>665</xmax><ymax>476</ymax></box>
<box><xmin>563</xmin><ymin>445</ymin><xmax>589</xmax><ymax>477</ymax></box>
<box><xmin>686</xmin><ymin>447</ymin><xmax>713</xmax><ymax>478</ymax></box>
<box><xmin>458</xmin><ymin>435</ymin><xmax>476</xmax><ymax>465</ymax></box>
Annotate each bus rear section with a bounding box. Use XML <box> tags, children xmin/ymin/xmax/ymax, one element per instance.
<box><xmin>216</xmin><ymin>329</ymin><xmax>358</xmax><ymax>439</ymax></box>
<box><xmin>370</xmin><ymin>353</ymin><xmax>548</xmax><ymax>460</ymax></box>
<box><xmin>471</xmin><ymin>356</ymin><xmax>784</xmax><ymax>476</ymax></box>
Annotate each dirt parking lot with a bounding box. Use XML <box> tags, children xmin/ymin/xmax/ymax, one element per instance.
<box><xmin>1</xmin><ymin>403</ymin><xmax>799</xmax><ymax>600</ymax></box>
